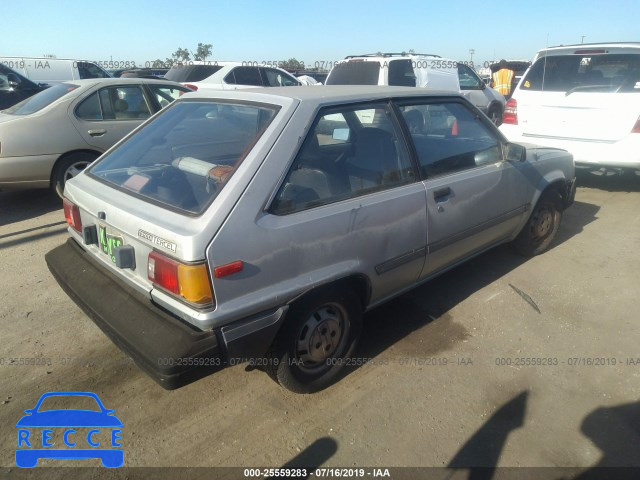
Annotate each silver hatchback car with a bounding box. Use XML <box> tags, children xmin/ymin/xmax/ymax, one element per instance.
<box><xmin>46</xmin><ymin>86</ymin><xmax>576</xmax><ymax>393</ymax></box>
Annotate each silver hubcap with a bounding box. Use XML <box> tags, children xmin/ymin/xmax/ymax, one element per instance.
<box><xmin>63</xmin><ymin>161</ymin><xmax>90</xmax><ymax>182</ymax></box>
<box><xmin>295</xmin><ymin>304</ymin><xmax>346</xmax><ymax>370</ymax></box>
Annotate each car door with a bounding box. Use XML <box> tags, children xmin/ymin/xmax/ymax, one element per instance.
<box><xmin>72</xmin><ymin>84</ymin><xmax>152</xmax><ymax>151</ymax></box>
<box><xmin>396</xmin><ymin>99</ymin><xmax>532</xmax><ymax>278</ymax></box>
<box><xmin>267</xmin><ymin>101</ymin><xmax>427</xmax><ymax>305</ymax></box>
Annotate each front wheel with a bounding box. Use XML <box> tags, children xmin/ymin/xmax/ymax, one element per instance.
<box><xmin>52</xmin><ymin>152</ymin><xmax>98</xmax><ymax>198</ymax></box>
<box><xmin>266</xmin><ymin>287</ymin><xmax>362</xmax><ymax>393</ymax></box>
<box><xmin>512</xmin><ymin>190</ymin><xmax>562</xmax><ymax>256</ymax></box>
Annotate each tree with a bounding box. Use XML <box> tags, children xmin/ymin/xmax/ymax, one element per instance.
<box><xmin>280</xmin><ymin>58</ymin><xmax>305</xmax><ymax>70</ymax></box>
<box><xmin>193</xmin><ymin>43</ymin><xmax>213</xmax><ymax>61</ymax></box>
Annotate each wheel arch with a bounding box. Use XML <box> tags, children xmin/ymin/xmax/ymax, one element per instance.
<box><xmin>49</xmin><ymin>149</ymin><xmax>102</xmax><ymax>187</ymax></box>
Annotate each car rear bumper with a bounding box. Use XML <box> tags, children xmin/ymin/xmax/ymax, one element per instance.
<box><xmin>500</xmin><ymin>128</ymin><xmax>640</xmax><ymax>169</ymax></box>
<box><xmin>45</xmin><ymin>238</ymin><xmax>288</xmax><ymax>389</ymax></box>
<box><xmin>45</xmin><ymin>238</ymin><xmax>223</xmax><ymax>389</ymax></box>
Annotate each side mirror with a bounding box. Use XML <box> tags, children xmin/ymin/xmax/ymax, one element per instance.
<box><xmin>7</xmin><ymin>73</ymin><xmax>21</xmax><ymax>89</ymax></box>
<box><xmin>505</xmin><ymin>142</ymin><xmax>526</xmax><ymax>162</ymax></box>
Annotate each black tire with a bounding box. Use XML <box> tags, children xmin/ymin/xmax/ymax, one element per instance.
<box><xmin>265</xmin><ymin>287</ymin><xmax>362</xmax><ymax>393</ymax></box>
<box><xmin>52</xmin><ymin>152</ymin><xmax>98</xmax><ymax>198</ymax></box>
<box><xmin>487</xmin><ymin>105</ymin><xmax>502</xmax><ymax>126</ymax></box>
<box><xmin>512</xmin><ymin>189</ymin><xmax>562</xmax><ymax>256</ymax></box>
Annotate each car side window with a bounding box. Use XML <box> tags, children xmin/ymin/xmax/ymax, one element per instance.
<box><xmin>76</xmin><ymin>91</ymin><xmax>103</xmax><ymax>120</ymax></box>
<box><xmin>262</xmin><ymin>68</ymin><xmax>299</xmax><ymax>87</ymax></box>
<box><xmin>271</xmin><ymin>103</ymin><xmax>416</xmax><ymax>215</ymax></box>
<box><xmin>457</xmin><ymin>64</ymin><xmax>483</xmax><ymax>90</ymax></box>
<box><xmin>148</xmin><ymin>85</ymin><xmax>189</xmax><ymax>108</ymax></box>
<box><xmin>388</xmin><ymin>60</ymin><xmax>417</xmax><ymax>87</ymax></box>
<box><xmin>225</xmin><ymin>67</ymin><xmax>263</xmax><ymax>86</ymax></box>
<box><xmin>399</xmin><ymin>101</ymin><xmax>502</xmax><ymax>177</ymax></box>
<box><xmin>107</xmin><ymin>86</ymin><xmax>151</xmax><ymax>120</ymax></box>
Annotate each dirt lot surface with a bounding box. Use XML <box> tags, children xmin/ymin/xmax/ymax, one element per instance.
<box><xmin>1</xmin><ymin>173</ymin><xmax>639</xmax><ymax>477</ymax></box>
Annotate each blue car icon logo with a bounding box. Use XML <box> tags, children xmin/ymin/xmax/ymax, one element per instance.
<box><xmin>16</xmin><ymin>391</ymin><xmax>123</xmax><ymax>468</ymax></box>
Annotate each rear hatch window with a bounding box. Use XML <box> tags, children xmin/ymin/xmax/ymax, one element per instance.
<box><xmin>88</xmin><ymin>100</ymin><xmax>279</xmax><ymax>215</ymax></box>
<box><xmin>326</xmin><ymin>61</ymin><xmax>380</xmax><ymax>85</ymax></box>
<box><xmin>165</xmin><ymin>65</ymin><xmax>223</xmax><ymax>82</ymax></box>
<box><xmin>521</xmin><ymin>53</ymin><xmax>640</xmax><ymax>93</ymax></box>
<box><xmin>2</xmin><ymin>83</ymin><xmax>78</xmax><ymax>115</ymax></box>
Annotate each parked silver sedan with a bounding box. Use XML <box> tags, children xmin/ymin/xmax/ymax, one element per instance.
<box><xmin>0</xmin><ymin>78</ymin><xmax>191</xmax><ymax>196</ymax></box>
<box><xmin>46</xmin><ymin>86</ymin><xmax>576</xmax><ymax>393</ymax></box>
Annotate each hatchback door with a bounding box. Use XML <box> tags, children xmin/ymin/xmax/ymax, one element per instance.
<box><xmin>72</xmin><ymin>84</ymin><xmax>153</xmax><ymax>151</ymax></box>
<box><xmin>396</xmin><ymin>100</ymin><xmax>532</xmax><ymax>277</ymax></box>
<box><xmin>516</xmin><ymin>52</ymin><xmax>640</xmax><ymax>142</ymax></box>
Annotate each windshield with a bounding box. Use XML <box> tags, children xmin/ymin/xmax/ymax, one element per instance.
<box><xmin>521</xmin><ymin>53</ymin><xmax>640</xmax><ymax>93</ymax></box>
<box><xmin>326</xmin><ymin>61</ymin><xmax>380</xmax><ymax>85</ymax></box>
<box><xmin>2</xmin><ymin>83</ymin><xmax>79</xmax><ymax>114</ymax></box>
<box><xmin>89</xmin><ymin>100</ymin><xmax>280</xmax><ymax>215</ymax></box>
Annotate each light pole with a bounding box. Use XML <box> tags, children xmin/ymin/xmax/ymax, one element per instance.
<box><xmin>469</xmin><ymin>49</ymin><xmax>475</xmax><ymax>68</ymax></box>
<box><xmin>581</xmin><ymin>36</ymin><xmax>586</xmax><ymax>44</ymax></box>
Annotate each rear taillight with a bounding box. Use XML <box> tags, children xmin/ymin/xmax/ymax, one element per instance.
<box><xmin>147</xmin><ymin>251</ymin><xmax>213</xmax><ymax>305</ymax></box>
<box><xmin>184</xmin><ymin>84</ymin><xmax>198</xmax><ymax>91</ymax></box>
<box><xmin>632</xmin><ymin>116</ymin><xmax>640</xmax><ymax>133</ymax></box>
<box><xmin>503</xmin><ymin>98</ymin><xmax>518</xmax><ymax>125</ymax></box>
<box><xmin>63</xmin><ymin>198</ymin><xmax>82</xmax><ymax>233</ymax></box>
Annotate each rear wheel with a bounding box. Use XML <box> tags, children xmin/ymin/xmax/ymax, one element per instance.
<box><xmin>512</xmin><ymin>190</ymin><xmax>562</xmax><ymax>256</ymax></box>
<box><xmin>266</xmin><ymin>287</ymin><xmax>362</xmax><ymax>393</ymax></box>
<box><xmin>52</xmin><ymin>152</ymin><xmax>98</xmax><ymax>198</ymax></box>
<box><xmin>487</xmin><ymin>105</ymin><xmax>502</xmax><ymax>126</ymax></box>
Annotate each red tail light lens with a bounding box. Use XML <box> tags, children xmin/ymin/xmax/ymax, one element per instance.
<box><xmin>148</xmin><ymin>251</ymin><xmax>180</xmax><ymax>295</ymax></box>
<box><xmin>63</xmin><ymin>198</ymin><xmax>82</xmax><ymax>233</ymax></box>
<box><xmin>632</xmin><ymin>115</ymin><xmax>640</xmax><ymax>133</ymax></box>
<box><xmin>148</xmin><ymin>251</ymin><xmax>214</xmax><ymax>305</ymax></box>
<box><xmin>503</xmin><ymin>98</ymin><xmax>518</xmax><ymax>125</ymax></box>
<box><xmin>184</xmin><ymin>84</ymin><xmax>198</xmax><ymax>91</ymax></box>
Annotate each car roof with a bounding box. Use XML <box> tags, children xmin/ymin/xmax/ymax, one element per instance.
<box><xmin>60</xmin><ymin>78</ymin><xmax>184</xmax><ymax>86</ymax></box>
<box><xmin>186</xmin><ymin>85</ymin><xmax>461</xmax><ymax>103</ymax></box>
<box><xmin>539</xmin><ymin>42</ymin><xmax>640</xmax><ymax>54</ymax></box>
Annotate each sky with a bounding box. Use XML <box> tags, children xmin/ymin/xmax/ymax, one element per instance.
<box><xmin>1</xmin><ymin>0</ymin><xmax>639</xmax><ymax>69</ymax></box>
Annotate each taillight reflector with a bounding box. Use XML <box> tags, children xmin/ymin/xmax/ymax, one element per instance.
<box><xmin>503</xmin><ymin>98</ymin><xmax>518</xmax><ymax>125</ymax></box>
<box><xmin>63</xmin><ymin>198</ymin><xmax>82</xmax><ymax>233</ymax></box>
<box><xmin>214</xmin><ymin>261</ymin><xmax>243</xmax><ymax>279</ymax></box>
<box><xmin>148</xmin><ymin>251</ymin><xmax>213</xmax><ymax>305</ymax></box>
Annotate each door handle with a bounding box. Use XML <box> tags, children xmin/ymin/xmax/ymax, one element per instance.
<box><xmin>433</xmin><ymin>187</ymin><xmax>451</xmax><ymax>201</ymax></box>
<box><xmin>88</xmin><ymin>129</ymin><xmax>106</xmax><ymax>137</ymax></box>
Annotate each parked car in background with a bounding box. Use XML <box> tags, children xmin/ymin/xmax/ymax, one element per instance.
<box><xmin>500</xmin><ymin>43</ymin><xmax>640</xmax><ymax>175</ymax></box>
<box><xmin>164</xmin><ymin>61</ymin><xmax>301</xmax><ymax>90</ymax></box>
<box><xmin>0</xmin><ymin>78</ymin><xmax>191</xmax><ymax>195</ymax></box>
<box><xmin>457</xmin><ymin>63</ymin><xmax>506</xmax><ymax>125</ymax></box>
<box><xmin>325</xmin><ymin>54</ymin><xmax>505</xmax><ymax>124</ymax></box>
<box><xmin>0</xmin><ymin>57</ymin><xmax>110</xmax><ymax>84</ymax></box>
<box><xmin>117</xmin><ymin>68</ymin><xmax>169</xmax><ymax>79</ymax></box>
<box><xmin>0</xmin><ymin>62</ymin><xmax>49</xmax><ymax>110</ymax></box>
<box><xmin>46</xmin><ymin>86</ymin><xmax>575</xmax><ymax>395</ymax></box>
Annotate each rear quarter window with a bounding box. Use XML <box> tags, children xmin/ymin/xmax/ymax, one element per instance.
<box><xmin>326</xmin><ymin>62</ymin><xmax>381</xmax><ymax>85</ymax></box>
<box><xmin>165</xmin><ymin>65</ymin><xmax>223</xmax><ymax>82</ymax></box>
<box><xmin>89</xmin><ymin>100</ymin><xmax>279</xmax><ymax>215</ymax></box>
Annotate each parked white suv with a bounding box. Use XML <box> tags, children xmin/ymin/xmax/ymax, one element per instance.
<box><xmin>164</xmin><ymin>61</ymin><xmax>301</xmax><ymax>91</ymax></box>
<box><xmin>500</xmin><ymin>43</ymin><xmax>640</xmax><ymax>174</ymax></box>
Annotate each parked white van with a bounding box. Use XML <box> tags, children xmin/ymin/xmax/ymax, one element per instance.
<box><xmin>0</xmin><ymin>57</ymin><xmax>110</xmax><ymax>84</ymax></box>
<box><xmin>500</xmin><ymin>43</ymin><xmax>640</xmax><ymax>174</ymax></box>
<box><xmin>326</xmin><ymin>53</ymin><xmax>460</xmax><ymax>92</ymax></box>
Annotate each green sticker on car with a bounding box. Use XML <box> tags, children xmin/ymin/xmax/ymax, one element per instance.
<box><xmin>98</xmin><ymin>225</ymin><xmax>123</xmax><ymax>263</ymax></box>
